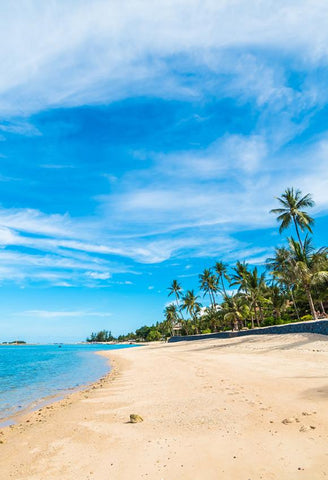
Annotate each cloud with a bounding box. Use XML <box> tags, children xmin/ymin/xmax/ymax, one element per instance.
<box><xmin>86</xmin><ymin>271</ymin><xmax>111</xmax><ymax>280</ymax></box>
<box><xmin>19</xmin><ymin>310</ymin><xmax>112</xmax><ymax>318</ymax></box>
<box><xmin>0</xmin><ymin>0</ymin><xmax>327</xmax><ymax>286</ymax></box>
<box><xmin>1</xmin><ymin>1</ymin><xmax>328</xmax><ymax>120</ymax></box>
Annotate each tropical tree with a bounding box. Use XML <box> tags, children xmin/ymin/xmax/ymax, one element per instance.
<box><xmin>199</xmin><ymin>268</ymin><xmax>218</xmax><ymax>307</ymax></box>
<box><xmin>221</xmin><ymin>294</ymin><xmax>250</xmax><ymax>331</ymax></box>
<box><xmin>168</xmin><ymin>279</ymin><xmax>184</xmax><ymax>319</ymax></box>
<box><xmin>266</xmin><ymin>246</ymin><xmax>300</xmax><ymax>320</ymax></box>
<box><xmin>245</xmin><ymin>267</ymin><xmax>268</xmax><ymax>327</ymax></box>
<box><xmin>214</xmin><ymin>261</ymin><xmax>230</xmax><ymax>297</ymax></box>
<box><xmin>181</xmin><ymin>290</ymin><xmax>202</xmax><ymax>322</ymax></box>
<box><xmin>230</xmin><ymin>261</ymin><xmax>250</xmax><ymax>293</ymax></box>
<box><xmin>201</xmin><ymin>306</ymin><xmax>222</xmax><ymax>332</ymax></box>
<box><xmin>163</xmin><ymin>304</ymin><xmax>179</xmax><ymax>336</ymax></box>
<box><xmin>266</xmin><ymin>284</ymin><xmax>288</xmax><ymax>321</ymax></box>
<box><xmin>289</xmin><ymin>236</ymin><xmax>328</xmax><ymax>320</ymax></box>
<box><xmin>270</xmin><ymin>187</ymin><xmax>315</xmax><ymax>249</ymax></box>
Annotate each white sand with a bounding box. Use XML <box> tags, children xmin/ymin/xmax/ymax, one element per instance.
<box><xmin>1</xmin><ymin>333</ymin><xmax>328</xmax><ymax>479</ymax></box>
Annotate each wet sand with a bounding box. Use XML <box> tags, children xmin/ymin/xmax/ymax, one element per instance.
<box><xmin>0</xmin><ymin>333</ymin><xmax>328</xmax><ymax>479</ymax></box>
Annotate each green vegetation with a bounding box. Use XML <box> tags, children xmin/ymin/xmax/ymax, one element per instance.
<box><xmin>1</xmin><ymin>340</ymin><xmax>26</xmax><ymax>344</ymax></box>
<box><xmin>161</xmin><ymin>187</ymin><xmax>327</xmax><ymax>337</ymax></box>
<box><xmin>86</xmin><ymin>330</ymin><xmax>114</xmax><ymax>342</ymax></box>
<box><xmin>87</xmin><ymin>188</ymin><xmax>327</xmax><ymax>342</ymax></box>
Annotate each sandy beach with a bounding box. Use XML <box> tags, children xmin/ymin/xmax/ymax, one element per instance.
<box><xmin>1</xmin><ymin>333</ymin><xmax>328</xmax><ymax>479</ymax></box>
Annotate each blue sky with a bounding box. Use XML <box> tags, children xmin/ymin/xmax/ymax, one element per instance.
<box><xmin>0</xmin><ymin>1</ymin><xmax>328</xmax><ymax>342</ymax></box>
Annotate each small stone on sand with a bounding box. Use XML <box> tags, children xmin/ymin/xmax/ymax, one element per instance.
<box><xmin>130</xmin><ymin>414</ymin><xmax>143</xmax><ymax>423</ymax></box>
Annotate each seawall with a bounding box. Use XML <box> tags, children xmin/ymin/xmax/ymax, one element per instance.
<box><xmin>168</xmin><ymin>319</ymin><xmax>328</xmax><ymax>342</ymax></box>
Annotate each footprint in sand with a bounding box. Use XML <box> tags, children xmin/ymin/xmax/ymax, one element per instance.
<box><xmin>299</xmin><ymin>425</ymin><xmax>316</xmax><ymax>432</ymax></box>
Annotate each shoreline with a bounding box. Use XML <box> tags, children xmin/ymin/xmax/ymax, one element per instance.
<box><xmin>0</xmin><ymin>350</ymin><xmax>114</xmax><ymax>429</ymax></box>
<box><xmin>1</xmin><ymin>333</ymin><xmax>328</xmax><ymax>479</ymax></box>
<box><xmin>0</xmin><ymin>344</ymin><xmax>142</xmax><ymax>428</ymax></box>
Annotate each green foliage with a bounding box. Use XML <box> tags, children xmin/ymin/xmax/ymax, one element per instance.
<box><xmin>86</xmin><ymin>189</ymin><xmax>326</xmax><ymax>343</ymax></box>
<box><xmin>262</xmin><ymin>316</ymin><xmax>278</xmax><ymax>326</ymax></box>
<box><xmin>158</xmin><ymin>188</ymin><xmax>327</xmax><ymax>337</ymax></box>
<box><xmin>135</xmin><ymin>325</ymin><xmax>151</xmax><ymax>340</ymax></box>
<box><xmin>147</xmin><ymin>330</ymin><xmax>162</xmax><ymax>341</ymax></box>
<box><xmin>86</xmin><ymin>330</ymin><xmax>114</xmax><ymax>342</ymax></box>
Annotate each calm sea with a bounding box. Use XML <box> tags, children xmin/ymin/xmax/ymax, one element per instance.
<box><xmin>0</xmin><ymin>343</ymin><xmax>137</xmax><ymax>425</ymax></box>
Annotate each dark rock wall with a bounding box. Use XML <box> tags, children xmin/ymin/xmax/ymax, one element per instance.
<box><xmin>168</xmin><ymin>320</ymin><xmax>328</xmax><ymax>343</ymax></box>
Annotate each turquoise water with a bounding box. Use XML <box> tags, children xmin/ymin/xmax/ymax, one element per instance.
<box><xmin>0</xmin><ymin>343</ymin><xmax>137</xmax><ymax>424</ymax></box>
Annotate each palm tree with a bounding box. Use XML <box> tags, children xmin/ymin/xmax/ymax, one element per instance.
<box><xmin>231</xmin><ymin>263</ymin><xmax>268</xmax><ymax>327</ymax></box>
<box><xmin>199</xmin><ymin>268</ymin><xmax>218</xmax><ymax>307</ymax></box>
<box><xmin>266</xmin><ymin>246</ymin><xmax>300</xmax><ymax>321</ymax></box>
<box><xmin>270</xmin><ymin>187</ymin><xmax>315</xmax><ymax>249</ymax></box>
<box><xmin>289</xmin><ymin>236</ymin><xmax>328</xmax><ymax>320</ymax></box>
<box><xmin>168</xmin><ymin>279</ymin><xmax>184</xmax><ymax>319</ymax></box>
<box><xmin>214</xmin><ymin>261</ymin><xmax>230</xmax><ymax>297</ymax></box>
<box><xmin>164</xmin><ymin>304</ymin><xmax>179</xmax><ymax>336</ymax></box>
<box><xmin>230</xmin><ymin>261</ymin><xmax>250</xmax><ymax>292</ymax></box>
<box><xmin>222</xmin><ymin>294</ymin><xmax>249</xmax><ymax>331</ymax></box>
<box><xmin>246</xmin><ymin>267</ymin><xmax>268</xmax><ymax>327</ymax></box>
<box><xmin>266</xmin><ymin>284</ymin><xmax>288</xmax><ymax>321</ymax></box>
<box><xmin>181</xmin><ymin>290</ymin><xmax>202</xmax><ymax>322</ymax></box>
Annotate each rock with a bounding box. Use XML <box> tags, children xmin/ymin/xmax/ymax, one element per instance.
<box><xmin>130</xmin><ymin>414</ymin><xmax>143</xmax><ymax>423</ymax></box>
<box><xmin>282</xmin><ymin>417</ymin><xmax>296</xmax><ymax>424</ymax></box>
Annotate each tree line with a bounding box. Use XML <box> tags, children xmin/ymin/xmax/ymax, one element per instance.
<box><xmin>87</xmin><ymin>188</ymin><xmax>328</xmax><ymax>342</ymax></box>
<box><xmin>162</xmin><ymin>187</ymin><xmax>327</xmax><ymax>337</ymax></box>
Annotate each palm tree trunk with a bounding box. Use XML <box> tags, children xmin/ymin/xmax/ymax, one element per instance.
<box><xmin>289</xmin><ymin>288</ymin><xmax>300</xmax><ymax>321</ymax></box>
<box><xmin>320</xmin><ymin>301</ymin><xmax>326</xmax><ymax>316</ymax></box>
<box><xmin>292</xmin><ymin>215</ymin><xmax>303</xmax><ymax>249</ymax></box>
<box><xmin>258</xmin><ymin>303</ymin><xmax>264</xmax><ymax>326</ymax></box>
<box><xmin>209</xmin><ymin>291</ymin><xmax>214</xmax><ymax>308</ymax></box>
<box><xmin>211</xmin><ymin>288</ymin><xmax>217</xmax><ymax>307</ymax></box>
<box><xmin>220</xmin><ymin>275</ymin><xmax>227</xmax><ymax>297</ymax></box>
<box><xmin>176</xmin><ymin>294</ymin><xmax>184</xmax><ymax>320</ymax></box>
<box><xmin>305</xmin><ymin>288</ymin><xmax>317</xmax><ymax>320</ymax></box>
<box><xmin>254</xmin><ymin>305</ymin><xmax>260</xmax><ymax>327</ymax></box>
<box><xmin>250</xmin><ymin>313</ymin><xmax>254</xmax><ymax>329</ymax></box>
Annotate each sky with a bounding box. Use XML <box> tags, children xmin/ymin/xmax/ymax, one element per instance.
<box><xmin>0</xmin><ymin>0</ymin><xmax>328</xmax><ymax>342</ymax></box>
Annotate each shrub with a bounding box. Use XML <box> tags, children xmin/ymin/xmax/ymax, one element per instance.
<box><xmin>300</xmin><ymin>314</ymin><xmax>313</xmax><ymax>322</ymax></box>
<box><xmin>146</xmin><ymin>330</ymin><xmax>162</xmax><ymax>341</ymax></box>
<box><xmin>201</xmin><ymin>329</ymin><xmax>212</xmax><ymax>334</ymax></box>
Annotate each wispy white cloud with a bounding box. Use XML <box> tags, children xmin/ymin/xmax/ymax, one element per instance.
<box><xmin>19</xmin><ymin>310</ymin><xmax>112</xmax><ymax>318</ymax></box>
<box><xmin>0</xmin><ymin>0</ymin><xmax>327</xmax><ymax>286</ymax></box>
<box><xmin>1</xmin><ymin>1</ymin><xmax>328</xmax><ymax>120</ymax></box>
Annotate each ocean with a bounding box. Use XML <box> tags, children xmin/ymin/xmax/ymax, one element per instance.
<box><xmin>0</xmin><ymin>343</ymin><xmax>137</xmax><ymax>425</ymax></box>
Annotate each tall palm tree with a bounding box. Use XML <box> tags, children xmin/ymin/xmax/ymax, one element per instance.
<box><xmin>266</xmin><ymin>246</ymin><xmax>300</xmax><ymax>320</ymax></box>
<box><xmin>164</xmin><ymin>304</ymin><xmax>179</xmax><ymax>337</ymax></box>
<box><xmin>181</xmin><ymin>290</ymin><xmax>202</xmax><ymax>321</ymax></box>
<box><xmin>168</xmin><ymin>279</ymin><xmax>184</xmax><ymax>319</ymax></box>
<box><xmin>230</xmin><ymin>261</ymin><xmax>250</xmax><ymax>293</ymax></box>
<box><xmin>199</xmin><ymin>268</ymin><xmax>217</xmax><ymax>307</ymax></box>
<box><xmin>289</xmin><ymin>236</ymin><xmax>328</xmax><ymax>320</ymax></box>
<box><xmin>231</xmin><ymin>263</ymin><xmax>268</xmax><ymax>327</ymax></box>
<box><xmin>270</xmin><ymin>187</ymin><xmax>315</xmax><ymax>248</ymax></box>
<box><xmin>245</xmin><ymin>267</ymin><xmax>268</xmax><ymax>327</ymax></box>
<box><xmin>214</xmin><ymin>261</ymin><xmax>230</xmax><ymax>297</ymax></box>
